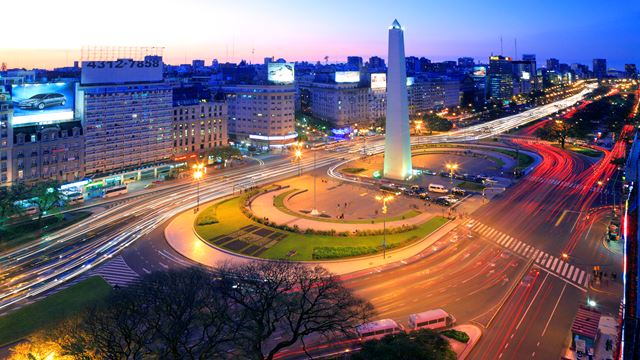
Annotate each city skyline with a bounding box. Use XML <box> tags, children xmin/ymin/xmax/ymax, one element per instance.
<box><xmin>1</xmin><ymin>0</ymin><xmax>639</xmax><ymax>69</ymax></box>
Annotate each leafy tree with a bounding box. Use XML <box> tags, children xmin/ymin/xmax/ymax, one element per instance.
<box><xmin>208</xmin><ymin>146</ymin><xmax>241</xmax><ymax>165</ymax></box>
<box><xmin>422</xmin><ymin>114</ymin><xmax>453</xmax><ymax>134</ymax></box>
<box><xmin>536</xmin><ymin>120</ymin><xmax>572</xmax><ymax>148</ymax></box>
<box><xmin>28</xmin><ymin>181</ymin><xmax>65</xmax><ymax>222</ymax></box>
<box><xmin>216</xmin><ymin>261</ymin><xmax>373</xmax><ymax>360</ymax></box>
<box><xmin>0</xmin><ymin>184</ymin><xmax>28</xmax><ymax>229</ymax></box>
<box><xmin>353</xmin><ymin>329</ymin><xmax>457</xmax><ymax>360</ymax></box>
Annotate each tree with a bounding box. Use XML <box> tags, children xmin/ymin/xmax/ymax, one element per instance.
<box><xmin>208</xmin><ymin>146</ymin><xmax>241</xmax><ymax>166</ymax></box>
<box><xmin>422</xmin><ymin>114</ymin><xmax>453</xmax><ymax>134</ymax></box>
<box><xmin>0</xmin><ymin>184</ymin><xmax>28</xmax><ymax>229</ymax></box>
<box><xmin>352</xmin><ymin>329</ymin><xmax>457</xmax><ymax>360</ymax></box>
<box><xmin>28</xmin><ymin>181</ymin><xmax>65</xmax><ymax>222</ymax></box>
<box><xmin>536</xmin><ymin>120</ymin><xmax>572</xmax><ymax>148</ymax></box>
<box><xmin>215</xmin><ymin>261</ymin><xmax>373</xmax><ymax>360</ymax></box>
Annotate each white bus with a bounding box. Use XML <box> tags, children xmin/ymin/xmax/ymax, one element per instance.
<box><xmin>65</xmin><ymin>192</ymin><xmax>85</xmax><ymax>205</ymax></box>
<box><xmin>428</xmin><ymin>184</ymin><xmax>449</xmax><ymax>193</ymax></box>
<box><xmin>408</xmin><ymin>309</ymin><xmax>456</xmax><ymax>331</ymax></box>
<box><xmin>356</xmin><ymin>319</ymin><xmax>404</xmax><ymax>341</ymax></box>
<box><xmin>103</xmin><ymin>185</ymin><xmax>128</xmax><ymax>198</ymax></box>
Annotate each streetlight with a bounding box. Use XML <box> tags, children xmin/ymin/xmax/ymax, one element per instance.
<box><xmin>375</xmin><ymin>194</ymin><xmax>394</xmax><ymax>259</ymax></box>
<box><xmin>192</xmin><ymin>162</ymin><xmax>205</xmax><ymax>212</ymax></box>
<box><xmin>294</xmin><ymin>141</ymin><xmax>303</xmax><ymax>176</ymax></box>
<box><xmin>445</xmin><ymin>163</ymin><xmax>459</xmax><ymax>185</ymax></box>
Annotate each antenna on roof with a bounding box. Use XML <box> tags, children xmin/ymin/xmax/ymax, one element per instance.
<box><xmin>514</xmin><ymin>38</ymin><xmax>518</xmax><ymax>60</ymax></box>
<box><xmin>500</xmin><ymin>35</ymin><xmax>503</xmax><ymax>55</ymax></box>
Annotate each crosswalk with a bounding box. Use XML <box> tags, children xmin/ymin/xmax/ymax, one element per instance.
<box><xmin>90</xmin><ymin>255</ymin><xmax>140</xmax><ymax>287</ymax></box>
<box><xmin>525</xmin><ymin>176</ymin><xmax>610</xmax><ymax>195</ymax></box>
<box><xmin>468</xmin><ymin>220</ymin><xmax>589</xmax><ymax>290</ymax></box>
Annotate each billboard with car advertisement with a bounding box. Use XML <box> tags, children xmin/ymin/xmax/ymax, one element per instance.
<box><xmin>472</xmin><ymin>66</ymin><xmax>487</xmax><ymax>78</ymax></box>
<box><xmin>268</xmin><ymin>63</ymin><xmax>295</xmax><ymax>84</ymax></box>
<box><xmin>11</xmin><ymin>82</ymin><xmax>75</xmax><ymax>126</ymax></box>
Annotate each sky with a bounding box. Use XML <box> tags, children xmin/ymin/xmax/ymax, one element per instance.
<box><xmin>1</xmin><ymin>0</ymin><xmax>639</xmax><ymax>70</ymax></box>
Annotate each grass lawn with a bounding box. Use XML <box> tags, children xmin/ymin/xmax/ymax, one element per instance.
<box><xmin>342</xmin><ymin>167</ymin><xmax>366</xmax><ymax>174</ymax></box>
<box><xmin>0</xmin><ymin>211</ymin><xmax>92</xmax><ymax>251</ymax></box>
<box><xmin>493</xmin><ymin>149</ymin><xmax>535</xmax><ymax>168</ymax></box>
<box><xmin>556</xmin><ymin>144</ymin><xmax>603</xmax><ymax>158</ymax></box>
<box><xmin>0</xmin><ymin>276</ymin><xmax>112</xmax><ymax>346</ymax></box>
<box><xmin>273</xmin><ymin>189</ymin><xmax>421</xmax><ymax>224</ymax></box>
<box><xmin>195</xmin><ymin>197</ymin><xmax>448</xmax><ymax>261</ymax></box>
<box><xmin>457</xmin><ymin>181</ymin><xmax>486</xmax><ymax>191</ymax></box>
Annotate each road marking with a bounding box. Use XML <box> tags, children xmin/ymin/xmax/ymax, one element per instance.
<box><xmin>498</xmin><ymin>234</ymin><xmax>509</xmax><ymax>245</ymax></box>
<box><xmin>504</xmin><ymin>237</ymin><xmax>514</xmax><ymax>248</ymax></box>
<box><xmin>545</xmin><ymin>256</ymin><xmax>553</xmax><ymax>268</ymax></box>
<box><xmin>142</xmin><ymin>268</ymin><xmax>151</xmax><ymax>274</ymax></box>
<box><xmin>555</xmin><ymin>210</ymin><xmax>568</xmax><ymax>227</ymax></box>
<box><xmin>541</xmin><ymin>283</ymin><xmax>567</xmax><ymax>337</ymax></box>
<box><xmin>550</xmin><ymin>258</ymin><xmax>559</xmax><ymax>271</ymax></box>
<box><xmin>516</xmin><ymin>272</ymin><xmax>549</xmax><ymax>330</ymax></box>
<box><xmin>159</xmin><ymin>262</ymin><xmax>169</xmax><ymax>269</ymax></box>
<box><xmin>561</xmin><ymin>263</ymin><xmax>569</xmax><ymax>276</ymax></box>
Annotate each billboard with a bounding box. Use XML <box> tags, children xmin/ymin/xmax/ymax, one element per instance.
<box><xmin>335</xmin><ymin>71</ymin><xmax>360</xmax><ymax>83</ymax></box>
<box><xmin>521</xmin><ymin>71</ymin><xmax>531</xmax><ymax>80</ymax></box>
<box><xmin>11</xmin><ymin>82</ymin><xmax>75</xmax><ymax>126</ymax></box>
<box><xmin>81</xmin><ymin>59</ymin><xmax>163</xmax><ymax>85</ymax></box>
<box><xmin>268</xmin><ymin>63</ymin><xmax>295</xmax><ymax>84</ymax></box>
<box><xmin>406</xmin><ymin>76</ymin><xmax>415</xmax><ymax>87</ymax></box>
<box><xmin>370</xmin><ymin>73</ymin><xmax>387</xmax><ymax>89</ymax></box>
<box><xmin>472</xmin><ymin>66</ymin><xmax>487</xmax><ymax>78</ymax></box>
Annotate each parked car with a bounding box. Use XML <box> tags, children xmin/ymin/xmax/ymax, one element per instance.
<box><xmin>440</xmin><ymin>171</ymin><xmax>451</xmax><ymax>178</ymax></box>
<box><xmin>428</xmin><ymin>184</ymin><xmax>449</xmax><ymax>193</ymax></box>
<box><xmin>434</xmin><ymin>197</ymin><xmax>452</xmax><ymax>206</ymax></box>
<box><xmin>418</xmin><ymin>192</ymin><xmax>431</xmax><ymax>201</ymax></box>
<box><xmin>18</xmin><ymin>93</ymin><xmax>67</xmax><ymax>110</ymax></box>
<box><xmin>423</xmin><ymin>169</ymin><xmax>437</xmax><ymax>176</ymax></box>
<box><xmin>453</xmin><ymin>173</ymin><xmax>466</xmax><ymax>180</ymax></box>
<box><xmin>451</xmin><ymin>187</ymin><xmax>466</xmax><ymax>196</ymax></box>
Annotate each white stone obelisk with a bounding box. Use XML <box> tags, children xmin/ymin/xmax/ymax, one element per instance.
<box><xmin>383</xmin><ymin>19</ymin><xmax>412</xmax><ymax>180</ymax></box>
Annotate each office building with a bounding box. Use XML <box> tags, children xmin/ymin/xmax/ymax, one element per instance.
<box><xmin>299</xmin><ymin>82</ymin><xmax>370</xmax><ymax>128</ymax></box>
<box><xmin>383</xmin><ymin>19</ymin><xmax>412</xmax><ymax>180</ymax></box>
<box><xmin>78</xmin><ymin>61</ymin><xmax>173</xmax><ymax>176</ymax></box>
<box><xmin>593</xmin><ymin>59</ymin><xmax>607</xmax><ymax>79</ymax></box>
<box><xmin>223</xmin><ymin>84</ymin><xmax>296</xmax><ymax>148</ymax></box>
<box><xmin>487</xmin><ymin>55</ymin><xmax>514</xmax><ymax>104</ymax></box>
<box><xmin>512</xmin><ymin>60</ymin><xmax>537</xmax><ymax>94</ymax></box>
<box><xmin>408</xmin><ymin>76</ymin><xmax>461</xmax><ymax>113</ymax></box>
<box><xmin>458</xmin><ymin>57</ymin><xmax>474</xmax><ymax>68</ymax></box>
<box><xmin>0</xmin><ymin>90</ymin><xmax>11</xmax><ymax>185</ymax></box>
<box><xmin>546</xmin><ymin>58</ymin><xmax>560</xmax><ymax>71</ymax></box>
<box><xmin>626</xmin><ymin>64</ymin><xmax>638</xmax><ymax>79</ymax></box>
<box><xmin>192</xmin><ymin>59</ymin><xmax>205</xmax><ymax>69</ymax></box>
<box><xmin>172</xmin><ymin>87</ymin><xmax>228</xmax><ymax>159</ymax></box>
<box><xmin>347</xmin><ymin>56</ymin><xmax>363</xmax><ymax>69</ymax></box>
<box><xmin>368</xmin><ymin>56</ymin><xmax>386</xmax><ymax>71</ymax></box>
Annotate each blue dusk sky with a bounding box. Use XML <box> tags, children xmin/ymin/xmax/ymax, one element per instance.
<box><xmin>1</xmin><ymin>0</ymin><xmax>638</xmax><ymax>69</ymax></box>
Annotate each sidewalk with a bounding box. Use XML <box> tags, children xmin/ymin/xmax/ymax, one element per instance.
<box><xmin>449</xmin><ymin>324</ymin><xmax>482</xmax><ymax>360</ymax></box>
<box><xmin>164</xmin><ymin>199</ymin><xmax>464</xmax><ymax>275</ymax></box>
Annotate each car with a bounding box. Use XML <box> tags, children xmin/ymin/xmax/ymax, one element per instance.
<box><xmin>444</xmin><ymin>195</ymin><xmax>460</xmax><ymax>203</ymax></box>
<box><xmin>453</xmin><ymin>173</ymin><xmax>466</xmax><ymax>180</ymax></box>
<box><xmin>482</xmin><ymin>177</ymin><xmax>498</xmax><ymax>185</ymax></box>
<box><xmin>434</xmin><ymin>197</ymin><xmax>452</xmax><ymax>206</ymax></box>
<box><xmin>418</xmin><ymin>192</ymin><xmax>431</xmax><ymax>201</ymax></box>
<box><xmin>423</xmin><ymin>169</ymin><xmax>437</xmax><ymax>176</ymax></box>
<box><xmin>18</xmin><ymin>93</ymin><xmax>67</xmax><ymax>110</ymax></box>
<box><xmin>440</xmin><ymin>171</ymin><xmax>451</xmax><ymax>178</ymax></box>
<box><xmin>451</xmin><ymin>187</ymin><xmax>466</xmax><ymax>196</ymax></box>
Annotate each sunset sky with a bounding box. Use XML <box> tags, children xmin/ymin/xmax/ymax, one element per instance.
<box><xmin>1</xmin><ymin>0</ymin><xmax>639</xmax><ymax>69</ymax></box>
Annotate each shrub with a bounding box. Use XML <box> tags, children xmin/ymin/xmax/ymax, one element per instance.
<box><xmin>342</xmin><ymin>167</ymin><xmax>366</xmax><ymax>174</ymax></box>
<box><xmin>440</xmin><ymin>329</ymin><xmax>469</xmax><ymax>343</ymax></box>
<box><xmin>312</xmin><ymin>246</ymin><xmax>378</xmax><ymax>259</ymax></box>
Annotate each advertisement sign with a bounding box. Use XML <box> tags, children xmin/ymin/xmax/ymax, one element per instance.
<box><xmin>268</xmin><ymin>63</ymin><xmax>295</xmax><ymax>84</ymax></box>
<box><xmin>11</xmin><ymin>82</ymin><xmax>75</xmax><ymax>126</ymax></box>
<box><xmin>371</xmin><ymin>73</ymin><xmax>386</xmax><ymax>89</ymax></box>
<box><xmin>335</xmin><ymin>71</ymin><xmax>360</xmax><ymax>83</ymax></box>
<box><xmin>81</xmin><ymin>59</ymin><xmax>163</xmax><ymax>85</ymax></box>
<box><xmin>472</xmin><ymin>66</ymin><xmax>487</xmax><ymax>78</ymax></box>
<box><xmin>521</xmin><ymin>71</ymin><xmax>531</xmax><ymax>80</ymax></box>
<box><xmin>406</xmin><ymin>76</ymin><xmax>415</xmax><ymax>87</ymax></box>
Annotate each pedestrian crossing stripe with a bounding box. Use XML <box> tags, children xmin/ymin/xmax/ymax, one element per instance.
<box><xmin>524</xmin><ymin>177</ymin><xmax>610</xmax><ymax>194</ymax></box>
<box><xmin>469</xmin><ymin>220</ymin><xmax>588</xmax><ymax>289</ymax></box>
<box><xmin>90</xmin><ymin>255</ymin><xmax>140</xmax><ymax>287</ymax></box>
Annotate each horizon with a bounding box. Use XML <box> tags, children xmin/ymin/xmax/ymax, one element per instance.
<box><xmin>1</xmin><ymin>0</ymin><xmax>638</xmax><ymax>70</ymax></box>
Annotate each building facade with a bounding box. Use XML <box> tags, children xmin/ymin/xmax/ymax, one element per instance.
<box><xmin>0</xmin><ymin>91</ymin><xmax>11</xmax><ymax>185</ymax></box>
<box><xmin>77</xmin><ymin>83</ymin><xmax>173</xmax><ymax>176</ymax></box>
<box><xmin>593</xmin><ymin>59</ymin><xmax>607</xmax><ymax>79</ymax></box>
<box><xmin>224</xmin><ymin>85</ymin><xmax>297</xmax><ymax>148</ymax></box>
<box><xmin>172</xmin><ymin>98</ymin><xmax>228</xmax><ymax>159</ymax></box>
<box><xmin>488</xmin><ymin>55</ymin><xmax>514</xmax><ymax>104</ymax></box>
<box><xmin>300</xmin><ymin>82</ymin><xmax>370</xmax><ymax>128</ymax></box>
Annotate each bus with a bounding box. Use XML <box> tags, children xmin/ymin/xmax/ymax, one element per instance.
<box><xmin>356</xmin><ymin>319</ymin><xmax>404</xmax><ymax>341</ymax></box>
<box><xmin>64</xmin><ymin>192</ymin><xmax>85</xmax><ymax>205</ymax></box>
<box><xmin>103</xmin><ymin>185</ymin><xmax>128</xmax><ymax>198</ymax></box>
<box><xmin>408</xmin><ymin>309</ymin><xmax>456</xmax><ymax>331</ymax></box>
<box><xmin>379</xmin><ymin>185</ymin><xmax>401</xmax><ymax>196</ymax></box>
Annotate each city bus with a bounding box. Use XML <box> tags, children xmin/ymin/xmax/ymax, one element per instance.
<box><xmin>103</xmin><ymin>185</ymin><xmax>128</xmax><ymax>198</ymax></box>
<box><xmin>356</xmin><ymin>319</ymin><xmax>404</xmax><ymax>341</ymax></box>
<box><xmin>64</xmin><ymin>192</ymin><xmax>85</xmax><ymax>205</ymax></box>
<box><xmin>408</xmin><ymin>309</ymin><xmax>456</xmax><ymax>331</ymax></box>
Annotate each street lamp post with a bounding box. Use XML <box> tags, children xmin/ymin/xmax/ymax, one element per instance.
<box><xmin>294</xmin><ymin>141</ymin><xmax>303</xmax><ymax>176</ymax></box>
<box><xmin>192</xmin><ymin>163</ymin><xmax>205</xmax><ymax>212</ymax></box>
<box><xmin>311</xmin><ymin>148</ymin><xmax>320</xmax><ymax>216</ymax></box>
<box><xmin>446</xmin><ymin>163</ymin><xmax>459</xmax><ymax>185</ymax></box>
<box><xmin>375</xmin><ymin>194</ymin><xmax>394</xmax><ymax>259</ymax></box>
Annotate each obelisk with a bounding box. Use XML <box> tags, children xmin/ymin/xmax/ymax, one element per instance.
<box><xmin>383</xmin><ymin>19</ymin><xmax>412</xmax><ymax>180</ymax></box>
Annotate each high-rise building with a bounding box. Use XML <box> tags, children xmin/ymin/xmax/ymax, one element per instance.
<box><xmin>172</xmin><ymin>87</ymin><xmax>228</xmax><ymax>160</ymax></box>
<box><xmin>522</xmin><ymin>54</ymin><xmax>536</xmax><ymax>62</ymax></box>
<box><xmin>546</xmin><ymin>58</ymin><xmax>560</xmax><ymax>71</ymax></box>
<box><xmin>487</xmin><ymin>55</ymin><xmax>514</xmax><ymax>104</ymax></box>
<box><xmin>347</xmin><ymin>56</ymin><xmax>363</xmax><ymax>69</ymax></box>
<box><xmin>625</xmin><ymin>64</ymin><xmax>638</xmax><ymax>79</ymax></box>
<box><xmin>0</xmin><ymin>90</ymin><xmax>11</xmax><ymax>185</ymax></box>
<box><xmin>512</xmin><ymin>60</ymin><xmax>537</xmax><ymax>94</ymax></box>
<box><xmin>593</xmin><ymin>59</ymin><xmax>607</xmax><ymax>79</ymax></box>
<box><xmin>224</xmin><ymin>84</ymin><xmax>297</xmax><ymax>148</ymax></box>
<box><xmin>406</xmin><ymin>56</ymin><xmax>421</xmax><ymax>74</ymax></box>
<box><xmin>368</xmin><ymin>56</ymin><xmax>386</xmax><ymax>70</ymax></box>
<box><xmin>299</xmin><ymin>82</ymin><xmax>370</xmax><ymax>128</ymax></box>
<box><xmin>384</xmin><ymin>19</ymin><xmax>412</xmax><ymax>180</ymax></box>
<box><xmin>458</xmin><ymin>57</ymin><xmax>474</xmax><ymax>68</ymax></box>
<box><xmin>192</xmin><ymin>59</ymin><xmax>205</xmax><ymax>69</ymax></box>
<box><xmin>78</xmin><ymin>60</ymin><xmax>173</xmax><ymax>176</ymax></box>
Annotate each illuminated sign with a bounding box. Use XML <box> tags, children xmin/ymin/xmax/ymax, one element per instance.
<box><xmin>521</xmin><ymin>71</ymin><xmax>531</xmax><ymax>80</ymax></box>
<box><xmin>406</xmin><ymin>77</ymin><xmax>415</xmax><ymax>87</ymax></box>
<box><xmin>81</xmin><ymin>59</ymin><xmax>163</xmax><ymax>85</ymax></box>
<box><xmin>11</xmin><ymin>82</ymin><xmax>75</xmax><ymax>127</ymax></box>
<box><xmin>472</xmin><ymin>66</ymin><xmax>487</xmax><ymax>78</ymax></box>
<box><xmin>249</xmin><ymin>133</ymin><xmax>298</xmax><ymax>141</ymax></box>
<box><xmin>268</xmin><ymin>63</ymin><xmax>295</xmax><ymax>84</ymax></box>
<box><xmin>371</xmin><ymin>73</ymin><xmax>387</xmax><ymax>89</ymax></box>
<box><xmin>335</xmin><ymin>71</ymin><xmax>360</xmax><ymax>83</ymax></box>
